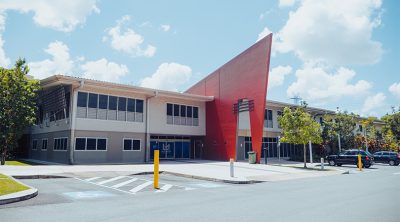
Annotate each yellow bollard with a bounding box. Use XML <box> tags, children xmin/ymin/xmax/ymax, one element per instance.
<box><xmin>154</xmin><ymin>150</ymin><xmax>159</xmax><ymax>189</ymax></box>
<box><xmin>358</xmin><ymin>154</ymin><xmax>362</xmax><ymax>171</ymax></box>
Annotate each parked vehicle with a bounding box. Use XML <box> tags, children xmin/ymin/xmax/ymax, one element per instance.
<box><xmin>373</xmin><ymin>151</ymin><xmax>400</xmax><ymax>166</ymax></box>
<box><xmin>327</xmin><ymin>149</ymin><xmax>374</xmax><ymax>168</ymax></box>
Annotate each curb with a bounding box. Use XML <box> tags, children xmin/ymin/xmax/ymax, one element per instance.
<box><xmin>13</xmin><ymin>175</ymin><xmax>69</xmax><ymax>179</ymax></box>
<box><xmin>0</xmin><ymin>177</ymin><xmax>38</xmax><ymax>205</ymax></box>
<box><xmin>163</xmin><ymin>171</ymin><xmax>263</xmax><ymax>184</ymax></box>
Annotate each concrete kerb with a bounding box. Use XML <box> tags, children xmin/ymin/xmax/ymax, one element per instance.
<box><xmin>162</xmin><ymin>171</ymin><xmax>264</xmax><ymax>184</ymax></box>
<box><xmin>0</xmin><ymin>177</ymin><xmax>38</xmax><ymax>205</ymax></box>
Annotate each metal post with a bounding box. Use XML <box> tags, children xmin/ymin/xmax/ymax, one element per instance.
<box><xmin>320</xmin><ymin>157</ymin><xmax>324</xmax><ymax>170</ymax></box>
<box><xmin>154</xmin><ymin>150</ymin><xmax>159</xmax><ymax>189</ymax></box>
<box><xmin>277</xmin><ymin>137</ymin><xmax>281</xmax><ymax>162</ymax></box>
<box><xmin>264</xmin><ymin>146</ymin><xmax>267</xmax><ymax>164</ymax></box>
<box><xmin>309</xmin><ymin>140</ymin><xmax>313</xmax><ymax>164</ymax></box>
<box><xmin>230</xmin><ymin>158</ymin><xmax>234</xmax><ymax>177</ymax></box>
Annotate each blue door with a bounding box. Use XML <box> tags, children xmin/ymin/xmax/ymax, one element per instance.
<box><xmin>182</xmin><ymin>141</ymin><xmax>190</xmax><ymax>158</ymax></box>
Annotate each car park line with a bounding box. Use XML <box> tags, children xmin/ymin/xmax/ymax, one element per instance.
<box><xmin>129</xmin><ymin>181</ymin><xmax>153</xmax><ymax>194</ymax></box>
<box><xmin>111</xmin><ymin>178</ymin><xmax>138</xmax><ymax>188</ymax></box>
<box><xmin>85</xmin><ymin>177</ymin><xmax>102</xmax><ymax>182</ymax></box>
<box><xmin>394</xmin><ymin>172</ymin><xmax>400</xmax><ymax>175</ymax></box>
<box><xmin>97</xmin><ymin>176</ymin><xmax>127</xmax><ymax>185</ymax></box>
<box><xmin>156</xmin><ymin>184</ymin><xmax>173</xmax><ymax>193</ymax></box>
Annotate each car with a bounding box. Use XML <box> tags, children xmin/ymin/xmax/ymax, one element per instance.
<box><xmin>373</xmin><ymin>151</ymin><xmax>400</xmax><ymax>166</ymax></box>
<box><xmin>327</xmin><ymin>149</ymin><xmax>374</xmax><ymax>168</ymax></box>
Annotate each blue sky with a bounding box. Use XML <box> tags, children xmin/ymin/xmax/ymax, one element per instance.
<box><xmin>0</xmin><ymin>0</ymin><xmax>399</xmax><ymax>118</ymax></box>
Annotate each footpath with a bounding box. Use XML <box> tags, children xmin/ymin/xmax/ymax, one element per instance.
<box><xmin>0</xmin><ymin>159</ymin><xmax>346</xmax><ymax>184</ymax></box>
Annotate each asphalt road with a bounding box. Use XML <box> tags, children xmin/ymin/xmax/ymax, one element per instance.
<box><xmin>1</xmin><ymin>164</ymin><xmax>399</xmax><ymax>222</ymax></box>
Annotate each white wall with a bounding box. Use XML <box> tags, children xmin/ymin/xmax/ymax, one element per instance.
<box><xmin>148</xmin><ymin>96</ymin><xmax>206</xmax><ymax>136</ymax></box>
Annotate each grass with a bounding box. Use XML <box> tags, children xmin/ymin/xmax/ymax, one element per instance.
<box><xmin>4</xmin><ymin>159</ymin><xmax>43</xmax><ymax>166</ymax></box>
<box><xmin>0</xmin><ymin>173</ymin><xmax>30</xmax><ymax>196</ymax></box>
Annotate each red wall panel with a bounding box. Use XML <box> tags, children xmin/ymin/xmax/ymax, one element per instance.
<box><xmin>186</xmin><ymin>34</ymin><xmax>272</xmax><ymax>163</ymax></box>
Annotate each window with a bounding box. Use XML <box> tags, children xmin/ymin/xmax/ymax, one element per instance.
<box><xmin>108</xmin><ymin>96</ymin><xmax>117</xmax><ymax>110</ymax></box>
<box><xmin>187</xmin><ymin>106</ymin><xmax>192</xmax><ymax>117</ymax></box>
<box><xmin>193</xmin><ymin>107</ymin><xmax>199</xmax><ymax>118</ymax></box>
<box><xmin>99</xmin><ymin>94</ymin><xmax>108</xmax><ymax>109</ymax></box>
<box><xmin>88</xmin><ymin>93</ymin><xmax>98</xmax><ymax>108</ymax></box>
<box><xmin>118</xmin><ymin>97</ymin><xmax>127</xmax><ymax>111</ymax></box>
<box><xmin>264</xmin><ymin>109</ymin><xmax>273</xmax><ymax>128</ymax></box>
<box><xmin>77</xmin><ymin>92</ymin><xmax>88</xmax><ymax>107</ymax></box>
<box><xmin>136</xmin><ymin>99</ymin><xmax>144</xmax><ymax>113</ymax></box>
<box><xmin>123</xmin><ymin>139</ymin><xmax>141</xmax><ymax>151</ymax></box>
<box><xmin>54</xmin><ymin>138</ymin><xmax>68</xmax><ymax>151</ymax></box>
<box><xmin>42</xmin><ymin>139</ymin><xmax>48</xmax><ymax>150</ymax></box>
<box><xmin>65</xmin><ymin>92</ymin><xmax>70</xmax><ymax>118</ymax></box>
<box><xmin>167</xmin><ymin>103</ymin><xmax>173</xmax><ymax>116</ymax></box>
<box><xmin>173</xmin><ymin>104</ymin><xmax>180</xmax><ymax>117</ymax></box>
<box><xmin>32</xmin><ymin>139</ymin><xmax>38</xmax><ymax>150</ymax></box>
<box><xmin>127</xmin><ymin>99</ymin><xmax>135</xmax><ymax>112</ymax></box>
<box><xmin>74</xmin><ymin>138</ymin><xmax>107</xmax><ymax>151</ymax></box>
<box><xmin>180</xmin><ymin>105</ymin><xmax>186</xmax><ymax>117</ymax></box>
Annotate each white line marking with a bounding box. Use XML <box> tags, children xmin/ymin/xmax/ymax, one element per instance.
<box><xmin>111</xmin><ymin>178</ymin><xmax>138</xmax><ymax>188</ymax></box>
<box><xmin>85</xmin><ymin>177</ymin><xmax>102</xmax><ymax>182</ymax></box>
<box><xmin>75</xmin><ymin>177</ymin><xmax>134</xmax><ymax>195</ymax></box>
<box><xmin>156</xmin><ymin>184</ymin><xmax>173</xmax><ymax>193</ymax></box>
<box><xmin>130</xmin><ymin>181</ymin><xmax>153</xmax><ymax>194</ymax></box>
<box><xmin>394</xmin><ymin>172</ymin><xmax>400</xmax><ymax>175</ymax></box>
<box><xmin>97</xmin><ymin>176</ymin><xmax>126</xmax><ymax>185</ymax></box>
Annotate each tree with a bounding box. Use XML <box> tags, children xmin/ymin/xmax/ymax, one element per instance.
<box><xmin>381</xmin><ymin>111</ymin><xmax>400</xmax><ymax>152</ymax></box>
<box><xmin>322</xmin><ymin>111</ymin><xmax>357</xmax><ymax>153</ymax></box>
<box><xmin>278</xmin><ymin>107</ymin><xmax>322</xmax><ymax>168</ymax></box>
<box><xmin>0</xmin><ymin>59</ymin><xmax>40</xmax><ymax>165</ymax></box>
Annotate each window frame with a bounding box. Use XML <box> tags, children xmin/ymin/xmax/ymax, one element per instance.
<box><xmin>41</xmin><ymin>138</ymin><xmax>48</xmax><ymax>151</ymax></box>
<box><xmin>32</xmin><ymin>139</ymin><xmax>38</xmax><ymax>150</ymax></box>
<box><xmin>122</xmin><ymin>138</ymin><xmax>142</xmax><ymax>151</ymax></box>
<box><xmin>77</xmin><ymin>92</ymin><xmax>88</xmax><ymax>108</ymax></box>
<box><xmin>53</xmin><ymin>137</ymin><xmax>68</xmax><ymax>151</ymax></box>
<box><xmin>74</xmin><ymin>137</ymin><xmax>108</xmax><ymax>151</ymax></box>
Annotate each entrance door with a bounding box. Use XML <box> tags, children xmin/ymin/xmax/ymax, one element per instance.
<box><xmin>165</xmin><ymin>141</ymin><xmax>174</xmax><ymax>159</ymax></box>
<box><xmin>194</xmin><ymin>140</ymin><xmax>202</xmax><ymax>159</ymax></box>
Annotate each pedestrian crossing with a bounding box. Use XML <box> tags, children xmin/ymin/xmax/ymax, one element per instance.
<box><xmin>75</xmin><ymin>175</ymin><xmax>196</xmax><ymax>195</ymax></box>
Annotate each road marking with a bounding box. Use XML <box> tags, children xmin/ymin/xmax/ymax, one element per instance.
<box><xmin>63</xmin><ymin>191</ymin><xmax>115</xmax><ymax>199</ymax></box>
<box><xmin>111</xmin><ymin>178</ymin><xmax>138</xmax><ymax>188</ymax></box>
<box><xmin>85</xmin><ymin>177</ymin><xmax>102</xmax><ymax>182</ymax></box>
<box><xmin>156</xmin><ymin>184</ymin><xmax>173</xmax><ymax>193</ymax></box>
<box><xmin>130</xmin><ymin>181</ymin><xmax>153</xmax><ymax>193</ymax></box>
<box><xmin>97</xmin><ymin>176</ymin><xmax>126</xmax><ymax>185</ymax></box>
<box><xmin>394</xmin><ymin>172</ymin><xmax>400</xmax><ymax>175</ymax></box>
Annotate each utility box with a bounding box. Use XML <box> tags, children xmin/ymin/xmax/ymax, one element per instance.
<box><xmin>248</xmin><ymin>151</ymin><xmax>256</xmax><ymax>164</ymax></box>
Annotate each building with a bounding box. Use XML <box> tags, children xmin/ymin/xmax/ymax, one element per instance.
<box><xmin>24</xmin><ymin>34</ymin><xmax>383</xmax><ymax>164</ymax></box>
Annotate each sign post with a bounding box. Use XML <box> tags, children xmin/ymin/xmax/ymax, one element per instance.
<box><xmin>154</xmin><ymin>149</ymin><xmax>159</xmax><ymax>189</ymax></box>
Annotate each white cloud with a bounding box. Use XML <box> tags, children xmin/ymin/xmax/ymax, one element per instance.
<box><xmin>269</xmin><ymin>65</ymin><xmax>292</xmax><ymax>88</ymax></box>
<box><xmin>81</xmin><ymin>58</ymin><xmax>128</xmax><ymax>82</ymax></box>
<box><xmin>361</xmin><ymin>92</ymin><xmax>386</xmax><ymax>114</ymax></box>
<box><xmin>105</xmin><ymin>15</ymin><xmax>156</xmax><ymax>57</ymax></box>
<box><xmin>0</xmin><ymin>13</ymin><xmax>10</xmax><ymax>67</ymax></box>
<box><xmin>257</xmin><ymin>27</ymin><xmax>272</xmax><ymax>42</ymax></box>
<box><xmin>160</xmin><ymin>24</ymin><xmax>171</xmax><ymax>32</ymax></box>
<box><xmin>0</xmin><ymin>0</ymin><xmax>99</xmax><ymax>32</ymax></box>
<box><xmin>273</xmin><ymin>0</ymin><xmax>383</xmax><ymax>65</ymax></box>
<box><xmin>287</xmin><ymin>64</ymin><xmax>372</xmax><ymax>103</ymax></box>
<box><xmin>140</xmin><ymin>63</ymin><xmax>192</xmax><ymax>91</ymax></box>
<box><xmin>389</xmin><ymin>82</ymin><xmax>400</xmax><ymax>98</ymax></box>
<box><xmin>279</xmin><ymin>0</ymin><xmax>298</xmax><ymax>7</ymax></box>
<box><xmin>28</xmin><ymin>41</ymin><xmax>74</xmax><ymax>79</ymax></box>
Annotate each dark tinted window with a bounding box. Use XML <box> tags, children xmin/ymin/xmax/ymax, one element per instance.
<box><xmin>65</xmin><ymin>92</ymin><xmax>70</xmax><ymax>118</ymax></box>
<box><xmin>180</xmin><ymin>105</ymin><xmax>186</xmax><ymax>117</ymax></box>
<box><xmin>264</xmin><ymin>110</ymin><xmax>273</xmax><ymax>120</ymax></box>
<box><xmin>124</xmin><ymin>139</ymin><xmax>132</xmax><ymax>150</ymax></box>
<box><xmin>108</xmin><ymin>96</ymin><xmax>117</xmax><ymax>110</ymax></box>
<box><xmin>118</xmin><ymin>97</ymin><xmax>127</xmax><ymax>111</ymax></box>
<box><xmin>88</xmin><ymin>93</ymin><xmax>98</xmax><ymax>108</ymax></box>
<box><xmin>193</xmin><ymin>107</ymin><xmax>199</xmax><ymax>118</ymax></box>
<box><xmin>167</xmin><ymin>103</ymin><xmax>173</xmax><ymax>116</ymax></box>
<box><xmin>136</xmin><ymin>100</ymin><xmax>143</xmax><ymax>113</ymax></box>
<box><xmin>97</xmin><ymin>139</ymin><xmax>107</xmax><ymax>150</ymax></box>
<box><xmin>99</xmin><ymin>95</ymin><xmax>108</xmax><ymax>109</ymax></box>
<box><xmin>187</xmin><ymin>106</ymin><xmax>192</xmax><ymax>117</ymax></box>
<box><xmin>77</xmin><ymin>92</ymin><xmax>88</xmax><ymax>107</ymax></box>
<box><xmin>173</xmin><ymin>104</ymin><xmax>180</xmax><ymax>117</ymax></box>
<box><xmin>127</xmin><ymin>99</ymin><xmax>135</xmax><ymax>112</ymax></box>
<box><xmin>132</xmin><ymin>140</ymin><xmax>140</xmax><ymax>150</ymax></box>
<box><xmin>75</xmin><ymin>138</ymin><xmax>86</xmax><ymax>150</ymax></box>
<box><xmin>87</xmin><ymin>138</ymin><xmax>96</xmax><ymax>150</ymax></box>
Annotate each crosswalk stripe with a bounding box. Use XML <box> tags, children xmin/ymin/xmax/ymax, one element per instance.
<box><xmin>156</xmin><ymin>184</ymin><xmax>173</xmax><ymax>193</ymax></box>
<box><xmin>111</xmin><ymin>178</ymin><xmax>138</xmax><ymax>188</ymax></box>
<box><xmin>97</xmin><ymin>176</ymin><xmax>126</xmax><ymax>185</ymax></box>
<box><xmin>130</xmin><ymin>181</ymin><xmax>153</xmax><ymax>193</ymax></box>
<box><xmin>85</xmin><ymin>177</ymin><xmax>102</xmax><ymax>182</ymax></box>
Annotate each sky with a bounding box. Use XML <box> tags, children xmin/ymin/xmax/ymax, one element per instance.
<box><xmin>0</xmin><ymin>0</ymin><xmax>399</xmax><ymax>118</ymax></box>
